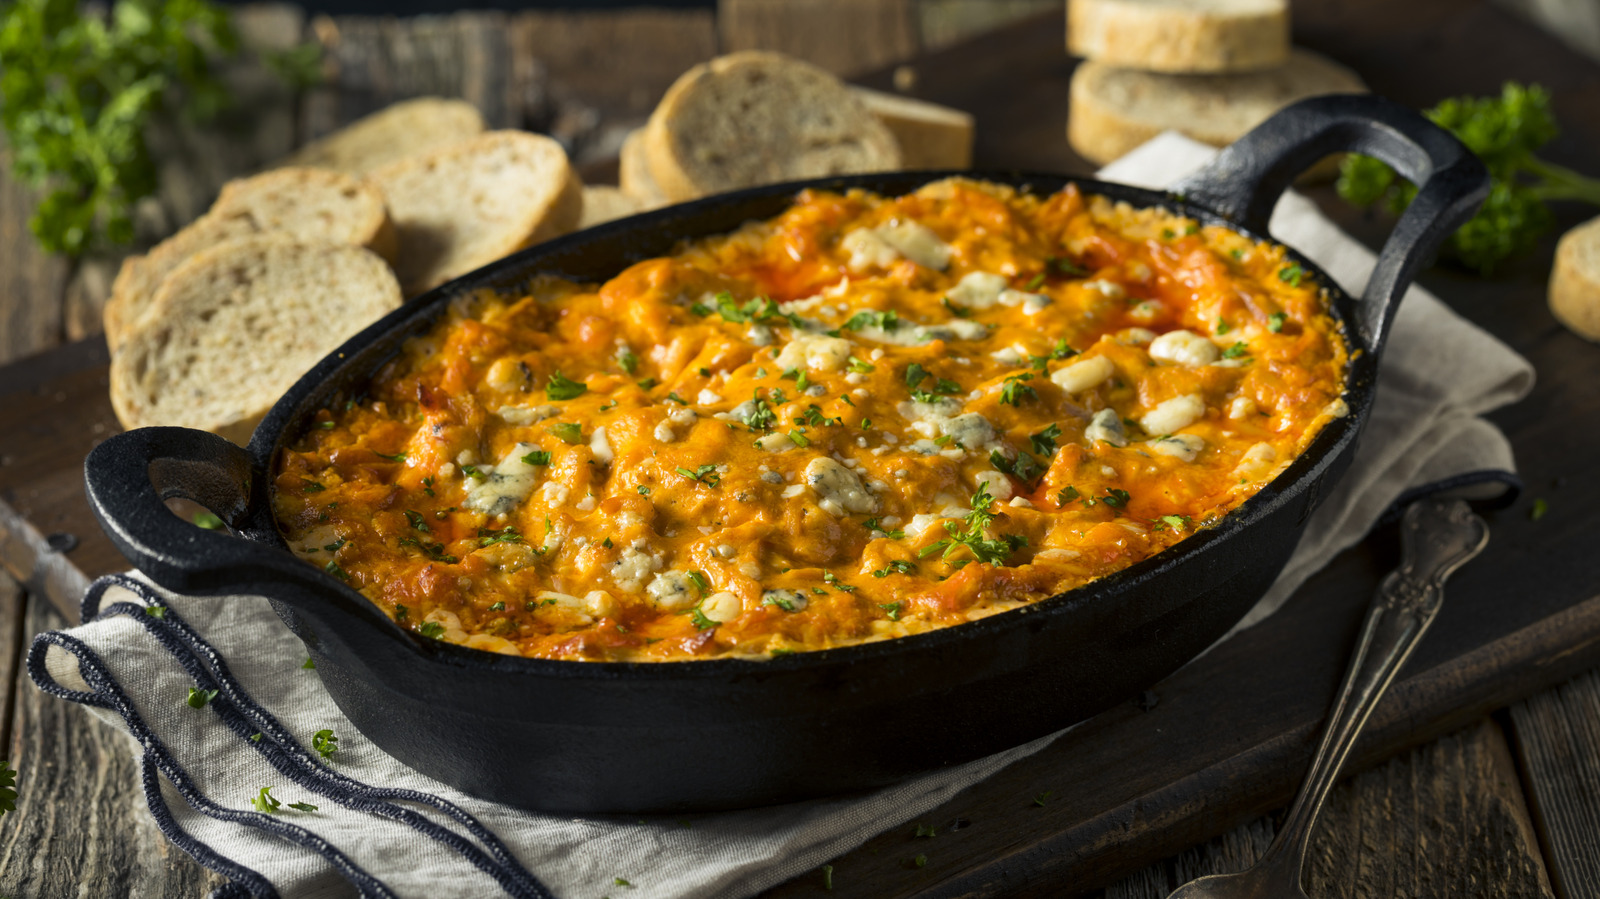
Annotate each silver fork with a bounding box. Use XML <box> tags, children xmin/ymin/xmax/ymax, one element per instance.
<box><xmin>1167</xmin><ymin>498</ymin><xmax>1489</xmax><ymax>899</ymax></box>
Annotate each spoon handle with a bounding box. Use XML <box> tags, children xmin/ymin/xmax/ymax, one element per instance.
<box><xmin>1257</xmin><ymin>498</ymin><xmax>1489</xmax><ymax>876</ymax></box>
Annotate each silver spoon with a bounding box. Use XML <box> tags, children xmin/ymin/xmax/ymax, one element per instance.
<box><xmin>1167</xmin><ymin>498</ymin><xmax>1489</xmax><ymax>899</ymax></box>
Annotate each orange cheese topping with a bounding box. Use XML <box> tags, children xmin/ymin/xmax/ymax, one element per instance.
<box><xmin>272</xmin><ymin>179</ymin><xmax>1348</xmax><ymax>661</ymax></box>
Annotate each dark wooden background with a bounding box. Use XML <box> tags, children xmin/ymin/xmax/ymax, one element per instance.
<box><xmin>1</xmin><ymin>1</ymin><xmax>1599</xmax><ymax>897</ymax></box>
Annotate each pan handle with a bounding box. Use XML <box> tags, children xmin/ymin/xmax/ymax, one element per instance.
<box><xmin>84</xmin><ymin>427</ymin><xmax>324</xmax><ymax>598</ymax></box>
<box><xmin>1170</xmin><ymin>93</ymin><xmax>1489</xmax><ymax>350</ymax></box>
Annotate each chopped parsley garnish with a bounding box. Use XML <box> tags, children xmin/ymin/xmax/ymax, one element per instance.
<box><xmin>1161</xmin><ymin>228</ymin><xmax>1176</xmax><ymax>240</ymax></box>
<box><xmin>1051</xmin><ymin>338</ymin><xmax>1078</xmax><ymax>359</ymax></box>
<box><xmin>860</xmin><ymin>418</ymin><xmax>872</xmax><ymax>430</ymax></box>
<box><xmin>638</xmin><ymin>485</ymin><xmax>652</xmax><ymax>496</ymax></box>
<box><xmin>709</xmin><ymin>290</ymin><xmax>803</xmax><ymax>327</ymax></box>
<box><xmin>311</xmin><ymin>728</ymin><xmax>339</xmax><ymax>759</ymax></box>
<box><xmin>1049</xmin><ymin>256</ymin><xmax>1088</xmax><ymax>277</ymax></box>
<box><xmin>762</xmin><ymin>593</ymin><xmax>797</xmax><ymax>612</ymax></box>
<box><xmin>395</xmin><ymin>604</ymin><xmax>409</xmax><ymax>622</ymax></box>
<box><xmin>417</xmin><ymin>622</ymin><xmax>445</xmax><ymax>639</ymax></box>
<box><xmin>287</xmin><ymin>801</ymin><xmax>318</xmax><ymax>812</ymax></box>
<box><xmin>302</xmin><ymin>657</ymin><xmax>315</xmax><ymax>669</ymax></box>
<box><xmin>373</xmin><ymin>450</ymin><xmax>407</xmax><ymax>462</ymax></box>
<box><xmin>770</xmin><ymin>387</ymin><xmax>789</xmax><ymax>405</ymax></box>
<box><xmin>1102</xmin><ymin>488</ymin><xmax>1131</xmax><ymax>508</ymax></box>
<box><xmin>637</xmin><ymin>377</ymin><xmax>659</xmax><ymax>390</ymax></box>
<box><xmin>1057</xmin><ymin>485</ymin><xmax>1092</xmax><ymax>507</ymax></box>
<box><xmin>1531</xmin><ymin>498</ymin><xmax>1549</xmax><ymax>521</ymax></box>
<box><xmin>676</xmin><ymin>464</ymin><xmax>722</xmax><ymax>487</ymax></box>
<box><xmin>1230</xmin><ymin>248</ymin><xmax>1245</xmax><ymax>260</ymax></box>
<box><xmin>1031</xmin><ymin>423</ymin><xmax>1061</xmax><ymax>456</ymax></box>
<box><xmin>193</xmin><ymin>510</ymin><xmax>223</xmax><ymax>530</ymax></box>
<box><xmin>1152</xmin><ymin>514</ymin><xmax>1190</xmax><ymax>532</ymax></box>
<box><xmin>664</xmin><ymin>392</ymin><xmax>688</xmax><ymax>406</ymax></box>
<box><xmin>545</xmin><ymin>371</ymin><xmax>588</xmax><ymax>401</ymax></box>
<box><xmin>822</xmin><ymin>865</ymin><xmax>835</xmax><ymax>890</ymax></box>
<box><xmin>302</xmin><ymin>478</ymin><xmax>326</xmax><ymax>493</ymax></box>
<box><xmin>322</xmin><ymin>537</ymin><xmax>346</xmax><ymax>553</ymax></box>
<box><xmin>1268</xmin><ymin>312</ymin><xmax>1288</xmax><ymax>333</ymax></box>
<box><xmin>522</xmin><ymin>450</ymin><xmax>551</xmax><ymax>466</ymax></box>
<box><xmin>683</xmin><ymin>571</ymin><xmax>711</xmax><ymax>597</ymax></box>
<box><xmin>914</xmin><ymin>854</ymin><xmax>928</xmax><ymax>868</ymax></box>
<box><xmin>823</xmin><ymin>571</ymin><xmax>855</xmax><ymax>592</ymax></box>
<box><xmin>1033</xmin><ymin>790</ymin><xmax>1053</xmax><ymax>807</ymax></box>
<box><xmin>787</xmin><ymin>429</ymin><xmax>810</xmax><ymax>448</ymax></box>
<box><xmin>145</xmin><ymin>605</ymin><xmax>167</xmax><ymax>619</ymax></box>
<box><xmin>844</xmin><ymin>309</ymin><xmax>899</xmax><ymax>332</ymax></box>
<box><xmin>618</xmin><ymin>351</ymin><xmax>639</xmax><ymax>374</ymax></box>
<box><xmin>871</xmin><ymin>560</ymin><xmax>917</xmax><ymax>578</ymax></box>
<box><xmin>743</xmin><ymin>394</ymin><xmax>777</xmax><ymax>430</ymax></box>
<box><xmin>421</xmin><ymin>476</ymin><xmax>435</xmax><ymax>497</ymax></box>
<box><xmin>1279</xmin><ymin>262</ymin><xmax>1305</xmax><ymax>287</ymax></box>
<box><xmin>602</xmin><ymin>537</ymin><xmax>614</xmax><ymax>548</ymax></box>
<box><xmin>1222</xmin><ymin>342</ymin><xmax>1250</xmax><ymax>360</ymax></box>
<box><xmin>316</xmin><ymin>420</ymin><xmax>336</xmax><ymax>429</ymax></box>
<box><xmin>914</xmin><ymin>823</ymin><xmax>937</xmax><ymax>838</ymax></box>
<box><xmin>489</xmin><ymin>601</ymin><xmax>506</xmax><ymax>611</ymax></box>
<box><xmin>250</xmin><ymin>733</ymin><xmax>263</xmax><ymax>742</ymax></box>
<box><xmin>324</xmin><ymin>560</ymin><xmax>349</xmax><ymax>581</ymax></box>
<box><xmin>847</xmin><ymin>356</ymin><xmax>875</xmax><ymax>374</ymax></box>
<box><xmin>1026</xmin><ymin>272</ymin><xmax>1047</xmax><ymax>291</ymax></box>
<box><xmin>689</xmin><ymin>607</ymin><xmax>717</xmax><ymax>630</ymax></box>
<box><xmin>252</xmin><ymin>787</ymin><xmax>282</xmax><ymax>813</ymax></box>
<box><xmin>878</xmin><ymin>602</ymin><xmax>903</xmax><ymax>621</ymax></box>
<box><xmin>785</xmin><ymin>368</ymin><xmax>812</xmax><ymax>392</ymax></box>
<box><xmin>941</xmin><ymin>297</ymin><xmax>968</xmax><ymax>317</ymax></box>
<box><xmin>476</xmin><ymin>526</ymin><xmax>523</xmax><ymax>546</ymax></box>
<box><xmin>999</xmin><ymin>373</ymin><xmax>1037</xmax><ymax>406</ymax></box>
<box><xmin>550</xmin><ymin>422</ymin><xmax>584</xmax><ymax>444</ymax></box>
<box><xmin>187</xmin><ymin>687</ymin><xmax>218</xmax><ymax>709</ymax></box>
<box><xmin>991</xmin><ymin>450</ymin><xmax>1045</xmax><ymax>486</ymax></box>
<box><xmin>398</xmin><ymin>536</ymin><xmax>458</xmax><ymax>563</ymax></box>
<box><xmin>1215</xmin><ymin>319</ymin><xmax>1232</xmax><ymax>335</ymax></box>
<box><xmin>403</xmin><ymin>510</ymin><xmax>430</xmax><ymax>532</ymax></box>
<box><xmin>919</xmin><ymin>484</ymin><xmax>1027</xmax><ymax>567</ymax></box>
<box><xmin>459</xmin><ymin>464</ymin><xmax>487</xmax><ymax>480</ymax></box>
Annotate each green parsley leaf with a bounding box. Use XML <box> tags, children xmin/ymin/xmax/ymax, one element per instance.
<box><xmin>250</xmin><ymin>732</ymin><xmax>263</xmax><ymax>742</ymax></box>
<box><xmin>991</xmin><ymin>449</ymin><xmax>1045</xmax><ymax>486</ymax></box>
<box><xmin>301</xmin><ymin>478</ymin><xmax>326</xmax><ymax>493</ymax></box>
<box><xmin>638</xmin><ymin>485</ymin><xmax>652</xmax><ymax>496</ymax></box>
<box><xmin>302</xmin><ymin>657</ymin><xmax>315</xmax><ymax>669</ymax></box>
<box><xmin>676</xmin><ymin>464</ymin><xmax>722</xmax><ymax>487</ymax></box>
<box><xmin>522</xmin><ymin>450</ymin><xmax>551</xmax><ymax>466</ymax></box>
<box><xmin>1222</xmin><ymin>342</ymin><xmax>1250</xmax><ymax>360</ymax></box>
<box><xmin>145</xmin><ymin>605</ymin><xmax>168</xmax><ymax>619</ymax></box>
<box><xmin>403</xmin><ymin>510</ymin><xmax>430</xmax><ymax>532</ymax></box>
<box><xmin>687</xmin><ymin>570</ymin><xmax>711</xmax><ymax>595</ymax></box>
<box><xmin>914</xmin><ymin>823</ymin><xmax>937</xmax><ymax>838</ymax></box>
<box><xmin>417</xmin><ymin>622</ymin><xmax>445</xmax><ymax>639</ymax></box>
<box><xmin>1102</xmin><ymin>488</ymin><xmax>1131</xmax><ymax>508</ymax></box>
<box><xmin>187</xmin><ymin>687</ymin><xmax>218</xmax><ymax>709</ymax></box>
<box><xmin>1026</xmin><ymin>272</ymin><xmax>1047</xmax><ymax>291</ymax></box>
<box><xmin>637</xmin><ymin>377</ymin><xmax>659</xmax><ymax>390</ymax></box>
<box><xmin>787</xmin><ymin>429</ymin><xmax>810</xmax><ymax>448</ymax></box>
<box><xmin>1531</xmin><ymin>498</ymin><xmax>1549</xmax><ymax>521</ymax></box>
<box><xmin>914</xmin><ymin>854</ymin><xmax>928</xmax><ymax>868</ymax></box>
<box><xmin>550</xmin><ymin>422</ymin><xmax>584</xmax><ymax>444</ymax></box>
<box><xmin>374</xmin><ymin>451</ymin><xmax>407</xmax><ymax>462</ymax></box>
<box><xmin>397</xmin><ymin>536</ymin><xmax>458</xmax><ymax>564</ymax></box>
<box><xmin>1051</xmin><ymin>338</ymin><xmax>1078</xmax><ymax>360</ymax></box>
<box><xmin>1000</xmin><ymin>373</ymin><xmax>1037</xmax><ymax>406</ymax></box>
<box><xmin>844</xmin><ymin>309</ymin><xmax>899</xmax><ymax>332</ymax></box>
<box><xmin>665</xmin><ymin>392</ymin><xmax>689</xmax><ymax>406</ymax></box>
<box><xmin>618</xmin><ymin>351</ymin><xmax>639</xmax><ymax>374</ymax></box>
<box><xmin>822</xmin><ymin>571</ymin><xmax>855</xmax><ymax>592</ymax></box>
<box><xmin>878</xmin><ymin>602</ymin><xmax>903</xmax><ymax>621</ymax></box>
<box><xmin>421</xmin><ymin>476</ymin><xmax>436</xmax><ymax>497</ymax></box>
<box><xmin>1031</xmin><ymin>423</ymin><xmax>1062</xmax><ymax>457</ymax></box>
<box><xmin>847</xmin><ymin>356</ymin><xmax>875</xmax><ymax>374</ymax></box>
<box><xmin>822</xmin><ymin>865</ymin><xmax>835</xmax><ymax>891</ymax></box>
<box><xmin>871</xmin><ymin>560</ymin><xmax>917</xmax><ymax>578</ymax></box>
<box><xmin>743</xmin><ymin>393</ymin><xmax>777</xmax><ymax>430</ymax></box>
<box><xmin>864</xmin><ymin>518</ymin><xmax>906</xmax><ymax>540</ymax></box>
<box><xmin>689</xmin><ymin>607</ymin><xmax>717</xmax><ymax>630</ymax></box>
<box><xmin>762</xmin><ymin>593</ymin><xmax>797</xmax><ymax>612</ymax></box>
<box><xmin>324</xmin><ymin>560</ymin><xmax>350</xmax><ymax>581</ymax></box>
<box><xmin>1278</xmin><ymin>263</ymin><xmax>1305</xmax><ymax>287</ymax></box>
<box><xmin>193</xmin><ymin>510</ymin><xmax>224</xmax><ymax>530</ymax></box>
<box><xmin>252</xmin><ymin>786</ymin><xmax>282</xmax><ymax>814</ymax></box>
<box><xmin>316</xmin><ymin>420</ymin><xmax>336</xmax><ymax>429</ymax></box>
<box><xmin>476</xmin><ymin>526</ymin><xmax>523</xmax><ymax>547</ymax></box>
<box><xmin>459</xmin><ymin>464</ymin><xmax>487</xmax><ymax>480</ymax></box>
<box><xmin>1050</xmin><ymin>256</ymin><xmax>1088</xmax><ymax>277</ymax></box>
<box><xmin>1268</xmin><ymin>312</ymin><xmax>1288</xmax><ymax>333</ymax></box>
<box><xmin>488</xmin><ymin>601</ymin><xmax>506</xmax><ymax>612</ymax></box>
<box><xmin>1033</xmin><ymin>790</ymin><xmax>1053</xmax><ymax>807</ymax></box>
<box><xmin>288</xmin><ymin>801</ymin><xmax>318</xmax><ymax>812</ymax></box>
<box><xmin>1215</xmin><ymin>319</ymin><xmax>1232</xmax><ymax>335</ymax></box>
<box><xmin>311</xmin><ymin>728</ymin><xmax>339</xmax><ymax>759</ymax></box>
<box><xmin>1056</xmin><ymin>485</ymin><xmax>1082</xmax><ymax>506</ymax></box>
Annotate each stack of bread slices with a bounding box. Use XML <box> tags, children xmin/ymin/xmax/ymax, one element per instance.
<box><xmin>107</xmin><ymin>98</ymin><xmax>583</xmax><ymax>444</ymax></box>
<box><xmin>1065</xmin><ymin>0</ymin><xmax>1366</xmax><ymax>166</ymax></box>
<box><xmin>615</xmin><ymin>51</ymin><xmax>976</xmax><ymax>210</ymax></box>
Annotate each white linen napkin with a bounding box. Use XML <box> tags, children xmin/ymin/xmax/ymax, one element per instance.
<box><xmin>30</xmin><ymin>133</ymin><xmax>1533</xmax><ymax>899</ymax></box>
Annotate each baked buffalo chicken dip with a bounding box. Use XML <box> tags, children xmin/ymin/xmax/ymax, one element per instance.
<box><xmin>273</xmin><ymin>179</ymin><xmax>1349</xmax><ymax>661</ymax></box>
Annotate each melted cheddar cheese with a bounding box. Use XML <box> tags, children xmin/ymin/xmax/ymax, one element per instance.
<box><xmin>272</xmin><ymin>179</ymin><xmax>1348</xmax><ymax>661</ymax></box>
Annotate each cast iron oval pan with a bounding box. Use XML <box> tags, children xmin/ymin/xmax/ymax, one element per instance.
<box><xmin>86</xmin><ymin>95</ymin><xmax>1487</xmax><ymax>814</ymax></box>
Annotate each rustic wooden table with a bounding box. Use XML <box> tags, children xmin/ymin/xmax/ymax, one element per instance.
<box><xmin>1</xmin><ymin>1</ymin><xmax>1599</xmax><ymax>897</ymax></box>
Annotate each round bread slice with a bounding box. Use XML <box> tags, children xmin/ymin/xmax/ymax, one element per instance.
<box><xmin>1067</xmin><ymin>49</ymin><xmax>1365</xmax><ymax>166</ymax></box>
<box><xmin>279</xmin><ymin>97</ymin><xmax>487</xmax><ymax>176</ymax></box>
<box><xmin>104</xmin><ymin>167</ymin><xmax>396</xmax><ymax>350</ymax></box>
<box><xmin>1068</xmin><ymin>0</ymin><xmax>1289</xmax><ymax>74</ymax></box>
<box><xmin>109</xmin><ymin>236</ymin><xmax>402</xmax><ymax>445</ymax></box>
<box><xmin>579</xmin><ymin>185</ymin><xmax>645</xmax><ymax>229</ymax></box>
<box><xmin>370</xmin><ymin>130</ymin><xmax>583</xmax><ymax>296</ymax></box>
<box><xmin>850</xmin><ymin>86</ymin><xmax>974</xmax><ymax>170</ymax></box>
<box><xmin>1550</xmin><ymin>214</ymin><xmax>1600</xmax><ymax>342</ymax></box>
<box><xmin>619</xmin><ymin>128</ymin><xmax>670</xmax><ymax>208</ymax></box>
<box><xmin>643</xmin><ymin>51</ymin><xmax>902</xmax><ymax>202</ymax></box>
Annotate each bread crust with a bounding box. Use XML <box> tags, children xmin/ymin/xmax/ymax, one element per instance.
<box><xmin>279</xmin><ymin>97</ymin><xmax>486</xmax><ymax>175</ymax></box>
<box><xmin>850</xmin><ymin>87</ymin><xmax>974</xmax><ymax>170</ymax></box>
<box><xmin>619</xmin><ymin>129</ymin><xmax>669</xmax><ymax>208</ymax></box>
<box><xmin>643</xmin><ymin>51</ymin><xmax>901</xmax><ymax>202</ymax></box>
<box><xmin>1550</xmin><ymin>215</ymin><xmax>1600</xmax><ymax>342</ymax></box>
<box><xmin>1067</xmin><ymin>0</ymin><xmax>1289</xmax><ymax>74</ymax></box>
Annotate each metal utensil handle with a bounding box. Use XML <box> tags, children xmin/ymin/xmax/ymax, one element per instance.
<box><xmin>1259</xmin><ymin>498</ymin><xmax>1489</xmax><ymax>873</ymax></box>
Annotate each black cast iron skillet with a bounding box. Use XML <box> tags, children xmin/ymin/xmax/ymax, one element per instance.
<box><xmin>85</xmin><ymin>95</ymin><xmax>1487</xmax><ymax>814</ymax></box>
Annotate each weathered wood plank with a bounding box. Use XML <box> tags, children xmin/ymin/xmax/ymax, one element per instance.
<box><xmin>0</xmin><ymin>573</ymin><xmax>26</xmax><ymax>758</ymax></box>
<box><xmin>916</xmin><ymin>0</ymin><xmax>1058</xmax><ymax>52</ymax></box>
<box><xmin>718</xmin><ymin>0</ymin><xmax>921</xmax><ymax>77</ymax></box>
<box><xmin>1509</xmin><ymin>670</ymin><xmax>1600</xmax><ymax>899</ymax></box>
<box><xmin>509</xmin><ymin>8</ymin><xmax>717</xmax><ymax>166</ymax></box>
<box><xmin>0</xmin><ymin>594</ymin><xmax>225</xmax><ymax>897</ymax></box>
<box><xmin>0</xmin><ymin>140</ymin><xmax>70</xmax><ymax>365</ymax></box>
<box><xmin>1105</xmin><ymin>720</ymin><xmax>1553</xmax><ymax>898</ymax></box>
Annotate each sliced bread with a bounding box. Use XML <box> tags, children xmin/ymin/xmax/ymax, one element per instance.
<box><xmin>642</xmin><ymin>51</ymin><xmax>901</xmax><ymax>203</ymax></box>
<box><xmin>579</xmin><ymin>186</ymin><xmax>645</xmax><ymax>229</ymax></box>
<box><xmin>370</xmin><ymin>130</ymin><xmax>583</xmax><ymax>296</ymax></box>
<box><xmin>850</xmin><ymin>87</ymin><xmax>973</xmax><ymax>169</ymax></box>
<box><xmin>1550</xmin><ymin>214</ymin><xmax>1600</xmax><ymax>342</ymax></box>
<box><xmin>109</xmin><ymin>236</ymin><xmax>403</xmax><ymax>444</ymax></box>
<box><xmin>104</xmin><ymin>167</ymin><xmax>396</xmax><ymax>350</ymax></box>
<box><xmin>279</xmin><ymin>97</ymin><xmax>487</xmax><ymax>176</ymax></box>
<box><xmin>619</xmin><ymin>128</ymin><xmax>670</xmax><ymax>209</ymax></box>
<box><xmin>1067</xmin><ymin>49</ymin><xmax>1365</xmax><ymax>166</ymax></box>
<box><xmin>1067</xmin><ymin>0</ymin><xmax>1289</xmax><ymax>74</ymax></box>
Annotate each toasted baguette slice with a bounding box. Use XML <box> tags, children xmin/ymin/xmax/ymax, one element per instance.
<box><xmin>1068</xmin><ymin>0</ymin><xmax>1289</xmax><ymax>74</ymax></box>
<box><xmin>1067</xmin><ymin>49</ymin><xmax>1365</xmax><ymax>165</ymax></box>
<box><xmin>619</xmin><ymin>129</ymin><xmax>670</xmax><ymax>209</ymax></box>
<box><xmin>109</xmin><ymin>236</ymin><xmax>402</xmax><ymax>444</ymax></box>
<box><xmin>104</xmin><ymin>167</ymin><xmax>396</xmax><ymax>350</ymax></box>
<box><xmin>579</xmin><ymin>186</ymin><xmax>645</xmax><ymax>229</ymax></box>
<box><xmin>280</xmin><ymin>97</ymin><xmax>486</xmax><ymax>176</ymax></box>
<box><xmin>643</xmin><ymin>51</ymin><xmax>901</xmax><ymax>202</ymax></box>
<box><xmin>1550</xmin><ymin>215</ymin><xmax>1600</xmax><ymax>341</ymax></box>
<box><xmin>850</xmin><ymin>87</ymin><xmax>973</xmax><ymax>170</ymax></box>
<box><xmin>370</xmin><ymin>130</ymin><xmax>583</xmax><ymax>296</ymax></box>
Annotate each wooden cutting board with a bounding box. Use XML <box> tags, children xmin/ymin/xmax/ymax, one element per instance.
<box><xmin>3</xmin><ymin>2</ymin><xmax>1600</xmax><ymax>896</ymax></box>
